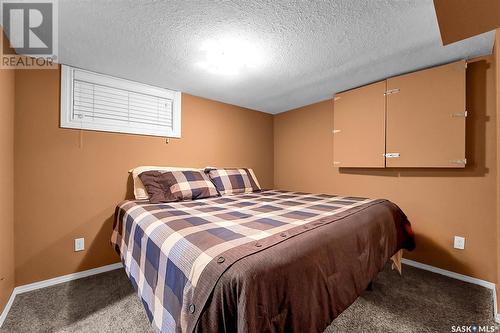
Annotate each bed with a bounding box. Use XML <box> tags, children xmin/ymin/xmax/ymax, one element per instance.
<box><xmin>111</xmin><ymin>189</ymin><xmax>415</xmax><ymax>333</ymax></box>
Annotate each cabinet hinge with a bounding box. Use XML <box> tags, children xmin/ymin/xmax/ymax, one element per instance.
<box><xmin>384</xmin><ymin>153</ymin><xmax>400</xmax><ymax>158</ymax></box>
<box><xmin>450</xmin><ymin>159</ymin><xmax>467</xmax><ymax>165</ymax></box>
<box><xmin>384</xmin><ymin>88</ymin><xmax>400</xmax><ymax>96</ymax></box>
<box><xmin>451</xmin><ymin>111</ymin><xmax>468</xmax><ymax>118</ymax></box>
<box><xmin>332</xmin><ymin>129</ymin><xmax>341</xmax><ymax>134</ymax></box>
<box><xmin>333</xmin><ymin>161</ymin><xmax>341</xmax><ymax>165</ymax></box>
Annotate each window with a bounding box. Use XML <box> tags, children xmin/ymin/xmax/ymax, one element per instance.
<box><xmin>60</xmin><ymin>65</ymin><xmax>181</xmax><ymax>138</ymax></box>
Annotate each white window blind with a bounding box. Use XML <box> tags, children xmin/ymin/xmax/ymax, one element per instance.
<box><xmin>60</xmin><ymin>65</ymin><xmax>181</xmax><ymax>138</ymax></box>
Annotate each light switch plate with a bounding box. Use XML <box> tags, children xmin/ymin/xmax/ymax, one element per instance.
<box><xmin>74</xmin><ymin>238</ymin><xmax>85</xmax><ymax>252</ymax></box>
<box><xmin>453</xmin><ymin>236</ymin><xmax>465</xmax><ymax>250</ymax></box>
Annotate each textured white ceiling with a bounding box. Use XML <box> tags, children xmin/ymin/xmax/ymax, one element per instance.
<box><xmin>58</xmin><ymin>0</ymin><xmax>495</xmax><ymax>114</ymax></box>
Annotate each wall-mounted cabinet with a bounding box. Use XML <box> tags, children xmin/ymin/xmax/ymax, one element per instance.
<box><xmin>333</xmin><ymin>60</ymin><xmax>466</xmax><ymax>168</ymax></box>
<box><xmin>333</xmin><ymin>81</ymin><xmax>386</xmax><ymax>168</ymax></box>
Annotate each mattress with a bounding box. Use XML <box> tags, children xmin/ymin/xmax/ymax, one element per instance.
<box><xmin>111</xmin><ymin>190</ymin><xmax>415</xmax><ymax>333</ymax></box>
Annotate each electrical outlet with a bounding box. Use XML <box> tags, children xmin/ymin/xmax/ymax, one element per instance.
<box><xmin>453</xmin><ymin>236</ymin><xmax>465</xmax><ymax>250</ymax></box>
<box><xmin>74</xmin><ymin>238</ymin><xmax>85</xmax><ymax>252</ymax></box>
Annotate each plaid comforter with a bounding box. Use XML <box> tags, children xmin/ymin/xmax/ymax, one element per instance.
<box><xmin>111</xmin><ymin>190</ymin><xmax>412</xmax><ymax>333</ymax></box>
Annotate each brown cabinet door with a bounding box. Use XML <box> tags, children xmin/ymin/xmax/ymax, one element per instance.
<box><xmin>333</xmin><ymin>81</ymin><xmax>386</xmax><ymax>168</ymax></box>
<box><xmin>386</xmin><ymin>60</ymin><xmax>466</xmax><ymax>168</ymax></box>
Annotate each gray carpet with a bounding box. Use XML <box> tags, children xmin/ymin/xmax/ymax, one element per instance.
<box><xmin>1</xmin><ymin>264</ymin><xmax>497</xmax><ymax>333</ymax></box>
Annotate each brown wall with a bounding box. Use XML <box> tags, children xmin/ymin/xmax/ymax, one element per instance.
<box><xmin>14</xmin><ymin>68</ymin><xmax>274</xmax><ymax>285</ymax></box>
<box><xmin>8</xmin><ymin>38</ymin><xmax>500</xmax><ymax>303</ymax></box>
<box><xmin>274</xmin><ymin>59</ymin><xmax>498</xmax><ymax>282</ymax></box>
<box><xmin>0</xmin><ymin>67</ymin><xmax>15</xmax><ymax>311</ymax></box>
<box><xmin>433</xmin><ymin>0</ymin><xmax>500</xmax><ymax>45</ymax></box>
<box><xmin>495</xmin><ymin>29</ymin><xmax>500</xmax><ymax>305</ymax></box>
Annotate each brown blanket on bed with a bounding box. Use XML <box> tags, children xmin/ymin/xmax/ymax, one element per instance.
<box><xmin>112</xmin><ymin>190</ymin><xmax>414</xmax><ymax>333</ymax></box>
<box><xmin>194</xmin><ymin>198</ymin><xmax>414</xmax><ymax>333</ymax></box>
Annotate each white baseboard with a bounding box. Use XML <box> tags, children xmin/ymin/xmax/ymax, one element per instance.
<box><xmin>402</xmin><ymin>258</ymin><xmax>499</xmax><ymax>323</ymax></box>
<box><xmin>401</xmin><ymin>259</ymin><xmax>496</xmax><ymax>289</ymax></box>
<box><xmin>1</xmin><ymin>259</ymin><xmax>499</xmax><ymax>326</ymax></box>
<box><xmin>0</xmin><ymin>291</ymin><xmax>16</xmax><ymax>329</ymax></box>
<box><xmin>0</xmin><ymin>262</ymin><xmax>123</xmax><ymax>327</ymax></box>
<box><xmin>13</xmin><ymin>262</ymin><xmax>123</xmax><ymax>295</ymax></box>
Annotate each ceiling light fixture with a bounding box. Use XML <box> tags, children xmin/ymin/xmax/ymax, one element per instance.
<box><xmin>197</xmin><ymin>37</ymin><xmax>262</xmax><ymax>76</ymax></box>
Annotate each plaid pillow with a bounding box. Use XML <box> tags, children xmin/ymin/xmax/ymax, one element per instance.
<box><xmin>206</xmin><ymin>168</ymin><xmax>261</xmax><ymax>195</ymax></box>
<box><xmin>139</xmin><ymin>170</ymin><xmax>219</xmax><ymax>203</ymax></box>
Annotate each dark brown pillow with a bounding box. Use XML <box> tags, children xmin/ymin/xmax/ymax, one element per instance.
<box><xmin>138</xmin><ymin>170</ymin><xmax>219</xmax><ymax>204</ymax></box>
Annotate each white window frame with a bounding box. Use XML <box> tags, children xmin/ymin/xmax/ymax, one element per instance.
<box><xmin>60</xmin><ymin>65</ymin><xmax>181</xmax><ymax>138</ymax></box>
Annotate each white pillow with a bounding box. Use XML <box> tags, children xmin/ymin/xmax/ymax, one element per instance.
<box><xmin>204</xmin><ymin>166</ymin><xmax>262</xmax><ymax>190</ymax></box>
<box><xmin>247</xmin><ymin>169</ymin><xmax>261</xmax><ymax>190</ymax></box>
<box><xmin>129</xmin><ymin>166</ymin><xmax>200</xmax><ymax>200</ymax></box>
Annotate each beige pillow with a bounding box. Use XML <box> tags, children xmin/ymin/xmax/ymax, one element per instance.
<box><xmin>129</xmin><ymin>166</ymin><xmax>200</xmax><ymax>200</ymax></box>
<box><xmin>247</xmin><ymin>169</ymin><xmax>261</xmax><ymax>190</ymax></box>
<box><xmin>204</xmin><ymin>166</ymin><xmax>261</xmax><ymax>189</ymax></box>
